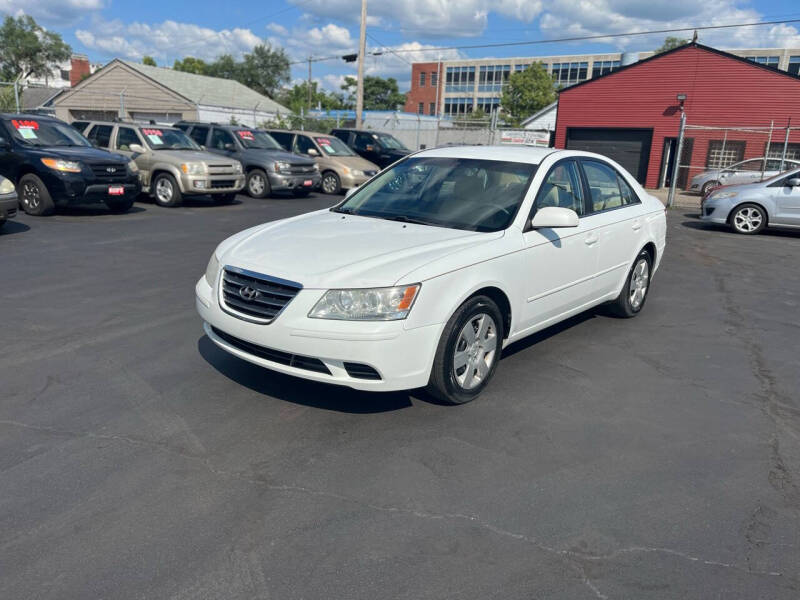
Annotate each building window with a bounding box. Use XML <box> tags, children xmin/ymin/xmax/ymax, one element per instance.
<box><xmin>477</xmin><ymin>64</ymin><xmax>510</xmax><ymax>92</ymax></box>
<box><xmin>419</xmin><ymin>71</ymin><xmax>426</xmax><ymax>87</ymax></box>
<box><xmin>429</xmin><ymin>102</ymin><xmax>436</xmax><ymax>115</ymax></box>
<box><xmin>767</xmin><ymin>142</ymin><xmax>800</xmax><ymax>162</ymax></box>
<box><xmin>430</xmin><ymin>71</ymin><xmax>438</xmax><ymax>86</ymax></box>
<box><xmin>788</xmin><ymin>56</ymin><xmax>800</xmax><ymax>76</ymax></box>
<box><xmin>443</xmin><ymin>97</ymin><xmax>473</xmax><ymax>115</ymax></box>
<box><xmin>60</xmin><ymin>69</ymin><xmax>70</xmax><ymax>81</ymax></box>
<box><xmin>475</xmin><ymin>97</ymin><xmax>499</xmax><ymax>113</ymax></box>
<box><xmin>706</xmin><ymin>140</ymin><xmax>746</xmax><ymax>169</ymax></box>
<box><xmin>747</xmin><ymin>56</ymin><xmax>780</xmax><ymax>68</ymax></box>
<box><xmin>418</xmin><ymin>103</ymin><xmax>424</xmax><ymax>115</ymax></box>
<box><xmin>445</xmin><ymin>66</ymin><xmax>476</xmax><ymax>93</ymax></box>
<box><xmin>551</xmin><ymin>62</ymin><xmax>590</xmax><ymax>86</ymax></box>
<box><xmin>591</xmin><ymin>60</ymin><xmax>620</xmax><ymax>78</ymax></box>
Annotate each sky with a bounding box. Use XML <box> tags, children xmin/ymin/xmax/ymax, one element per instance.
<box><xmin>2</xmin><ymin>0</ymin><xmax>799</xmax><ymax>93</ymax></box>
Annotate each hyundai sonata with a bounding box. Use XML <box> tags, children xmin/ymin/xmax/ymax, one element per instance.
<box><xmin>196</xmin><ymin>146</ymin><xmax>667</xmax><ymax>404</ymax></box>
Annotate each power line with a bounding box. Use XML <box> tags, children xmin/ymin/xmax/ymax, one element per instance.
<box><xmin>286</xmin><ymin>17</ymin><xmax>800</xmax><ymax>66</ymax></box>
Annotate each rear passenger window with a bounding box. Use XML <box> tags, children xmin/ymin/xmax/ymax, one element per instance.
<box><xmin>116</xmin><ymin>127</ymin><xmax>140</xmax><ymax>151</ymax></box>
<box><xmin>86</xmin><ymin>124</ymin><xmax>112</xmax><ymax>148</ymax></box>
<box><xmin>582</xmin><ymin>160</ymin><xmax>638</xmax><ymax>212</ymax></box>
<box><xmin>534</xmin><ymin>160</ymin><xmax>585</xmax><ymax>216</ymax></box>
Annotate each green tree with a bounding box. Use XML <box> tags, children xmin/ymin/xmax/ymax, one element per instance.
<box><xmin>277</xmin><ymin>81</ymin><xmax>345</xmax><ymax>113</ymax></box>
<box><xmin>205</xmin><ymin>54</ymin><xmax>238</xmax><ymax>80</ymax></box>
<box><xmin>142</xmin><ymin>55</ymin><xmax>157</xmax><ymax>66</ymax></box>
<box><xmin>0</xmin><ymin>15</ymin><xmax>71</xmax><ymax>82</ymax></box>
<box><xmin>173</xmin><ymin>56</ymin><xmax>209</xmax><ymax>74</ymax></box>
<box><xmin>340</xmin><ymin>75</ymin><xmax>405</xmax><ymax>110</ymax></box>
<box><xmin>237</xmin><ymin>44</ymin><xmax>290</xmax><ymax>98</ymax></box>
<box><xmin>0</xmin><ymin>85</ymin><xmax>17</xmax><ymax>111</ymax></box>
<box><xmin>499</xmin><ymin>63</ymin><xmax>556</xmax><ymax>126</ymax></box>
<box><xmin>654</xmin><ymin>37</ymin><xmax>688</xmax><ymax>54</ymax></box>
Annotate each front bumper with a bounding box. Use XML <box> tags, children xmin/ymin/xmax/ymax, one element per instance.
<box><xmin>41</xmin><ymin>171</ymin><xmax>141</xmax><ymax>206</ymax></box>
<box><xmin>180</xmin><ymin>173</ymin><xmax>245</xmax><ymax>195</ymax></box>
<box><xmin>268</xmin><ymin>172</ymin><xmax>321</xmax><ymax>191</ymax></box>
<box><xmin>0</xmin><ymin>193</ymin><xmax>17</xmax><ymax>220</ymax></box>
<box><xmin>195</xmin><ymin>276</ymin><xmax>441</xmax><ymax>392</ymax></box>
<box><xmin>699</xmin><ymin>202</ymin><xmax>729</xmax><ymax>225</ymax></box>
<box><xmin>340</xmin><ymin>172</ymin><xmax>371</xmax><ymax>189</ymax></box>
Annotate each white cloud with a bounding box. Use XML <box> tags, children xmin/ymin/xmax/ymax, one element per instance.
<box><xmin>290</xmin><ymin>0</ymin><xmax>542</xmax><ymax>37</ymax></box>
<box><xmin>0</xmin><ymin>0</ymin><xmax>105</xmax><ymax>25</ymax></box>
<box><xmin>265</xmin><ymin>22</ymin><xmax>288</xmax><ymax>36</ymax></box>
<box><xmin>75</xmin><ymin>18</ymin><xmax>263</xmax><ymax>62</ymax></box>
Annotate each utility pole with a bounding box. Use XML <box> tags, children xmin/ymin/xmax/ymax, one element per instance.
<box><xmin>307</xmin><ymin>56</ymin><xmax>313</xmax><ymax>116</ymax></box>
<box><xmin>667</xmin><ymin>93</ymin><xmax>687</xmax><ymax>208</ymax></box>
<box><xmin>119</xmin><ymin>89</ymin><xmax>126</xmax><ymax>119</ymax></box>
<box><xmin>356</xmin><ymin>0</ymin><xmax>367</xmax><ymax>128</ymax></box>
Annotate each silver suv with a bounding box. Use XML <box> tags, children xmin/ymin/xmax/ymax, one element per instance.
<box><xmin>80</xmin><ymin>121</ymin><xmax>245</xmax><ymax>207</ymax></box>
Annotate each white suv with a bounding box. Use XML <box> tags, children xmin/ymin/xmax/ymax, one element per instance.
<box><xmin>196</xmin><ymin>146</ymin><xmax>667</xmax><ymax>404</ymax></box>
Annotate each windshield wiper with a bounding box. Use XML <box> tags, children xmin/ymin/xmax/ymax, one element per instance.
<box><xmin>380</xmin><ymin>215</ymin><xmax>437</xmax><ymax>226</ymax></box>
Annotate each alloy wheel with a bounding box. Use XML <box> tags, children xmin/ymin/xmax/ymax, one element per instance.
<box><xmin>453</xmin><ymin>313</ymin><xmax>498</xmax><ymax>390</ymax></box>
<box><xmin>23</xmin><ymin>182</ymin><xmax>40</xmax><ymax>210</ymax></box>
<box><xmin>249</xmin><ymin>174</ymin><xmax>265</xmax><ymax>195</ymax></box>
<box><xmin>733</xmin><ymin>206</ymin><xmax>763</xmax><ymax>233</ymax></box>
<box><xmin>629</xmin><ymin>259</ymin><xmax>650</xmax><ymax>310</ymax></box>
<box><xmin>156</xmin><ymin>178</ymin><xmax>173</xmax><ymax>203</ymax></box>
<box><xmin>322</xmin><ymin>174</ymin><xmax>338</xmax><ymax>194</ymax></box>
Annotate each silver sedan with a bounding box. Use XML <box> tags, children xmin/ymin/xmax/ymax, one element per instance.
<box><xmin>700</xmin><ymin>168</ymin><xmax>800</xmax><ymax>234</ymax></box>
<box><xmin>690</xmin><ymin>157</ymin><xmax>800</xmax><ymax>196</ymax></box>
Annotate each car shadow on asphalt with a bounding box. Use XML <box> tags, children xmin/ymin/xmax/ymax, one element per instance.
<box><xmin>197</xmin><ymin>335</ymin><xmax>421</xmax><ymax>413</ymax></box>
<box><xmin>56</xmin><ymin>205</ymin><xmax>148</xmax><ymax>217</ymax></box>
<box><xmin>681</xmin><ymin>219</ymin><xmax>800</xmax><ymax>238</ymax></box>
<box><xmin>500</xmin><ymin>310</ymin><xmax>598</xmax><ymax>359</ymax></box>
<box><xmin>0</xmin><ymin>220</ymin><xmax>31</xmax><ymax>235</ymax></box>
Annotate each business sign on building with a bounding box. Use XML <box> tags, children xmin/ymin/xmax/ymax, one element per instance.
<box><xmin>499</xmin><ymin>130</ymin><xmax>550</xmax><ymax>146</ymax></box>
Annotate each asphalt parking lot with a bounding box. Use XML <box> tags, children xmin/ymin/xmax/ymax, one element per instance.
<box><xmin>1</xmin><ymin>193</ymin><xmax>799</xmax><ymax>600</ymax></box>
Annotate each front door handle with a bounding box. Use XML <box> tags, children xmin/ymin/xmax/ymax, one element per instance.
<box><xmin>631</xmin><ymin>219</ymin><xmax>642</xmax><ymax>231</ymax></box>
<box><xmin>584</xmin><ymin>232</ymin><xmax>599</xmax><ymax>246</ymax></box>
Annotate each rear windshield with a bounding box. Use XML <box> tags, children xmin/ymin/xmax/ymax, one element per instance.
<box><xmin>4</xmin><ymin>118</ymin><xmax>91</xmax><ymax>147</ymax></box>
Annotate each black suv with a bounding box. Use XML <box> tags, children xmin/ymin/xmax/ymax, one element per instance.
<box><xmin>175</xmin><ymin>122</ymin><xmax>320</xmax><ymax>198</ymax></box>
<box><xmin>0</xmin><ymin>114</ymin><xmax>140</xmax><ymax>216</ymax></box>
<box><xmin>329</xmin><ymin>128</ymin><xmax>410</xmax><ymax>169</ymax></box>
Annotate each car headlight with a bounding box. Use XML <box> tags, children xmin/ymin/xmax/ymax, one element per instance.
<box><xmin>274</xmin><ymin>161</ymin><xmax>291</xmax><ymax>173</ymax></box>
<box><xmin>126</xmin><ymin>160</ymin><xmax>139</xmax><ymax>174</ymax></box>
<box><xmin>41</xmin><ymin>158</ymin><xmax>81</xmax><ymax>173</ymax></box>
<box><xmin>0</xmin><ymin>177</ymin><xmax>14</xmax><ymax>194</ymax></box>
<box><xmin>205</xmin><ymin>253</ymin><xmax>220</xmax><ymax>286</ymax></box>
<box><xmin>181</xmin><ymin>162</ymin><xmax>207</xmax><ymax>175</ymax></box>
<box><xmin>233</xmin><ymin>162</ymin><xmax>243</xmax><ymax>174</ymax></box>
<box><xmin>309</xmin><ymin>284</ymin><xmax>421</xmax><ymax>321</ymax></box>
<box><xmin>710</xmin><ymin>191</ymin><xmax>738</xmax><ymax>200</ymax></box>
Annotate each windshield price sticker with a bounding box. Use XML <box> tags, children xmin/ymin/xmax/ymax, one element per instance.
<box><xmin>316</xmin><ymin>137</ymin><xmax>331</xmax><ymax>145</ymax></box>
<box><xmin>142</xmin><ymin>129</ymin><xmax>163</xmax><ymax>136</ymax></box>
<box><xmin>12</xmin><ymin>119</ymin><xmax>39</xmax><ymax>130</ymax></box>
<box><xmin>237</xmin><ymin>130</ymin><xmax>255</xmax><ymax>140</ymax></box>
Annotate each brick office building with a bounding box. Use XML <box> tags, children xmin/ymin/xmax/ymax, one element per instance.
<box><xmin>403</xmin><ymin>62</ymin><xmax>443</xmax><ymax>116</ymax></box>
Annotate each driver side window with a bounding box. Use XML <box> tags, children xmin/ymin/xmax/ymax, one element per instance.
<box><xmin>210</xmin><ymin>128</ymin><xmax>235</xmax><ymax>151</ymax></box>
<box><xmin>533</xmin><ymin>161</ymin><xmax>585</xmax><ymax>216</ymax></box>
<box><xmin>293</xmin><ymin>135</ymin><xmax>316</xmax><ymax>155</ymax></box>
<box><xmin>354</xmin><ymin>132</ymin><xmax>374</xmax><ymax>151</ymax></box>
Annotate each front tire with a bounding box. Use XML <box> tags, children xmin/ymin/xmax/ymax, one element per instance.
<box><xmin>18</xmin><ymin>173</ymin><xmax>55</xmax><ymax>216</ymax></box>
<box><xmin>701</xmin><ymin>180</ymin><xmax>719</xmax><ymax>196</ymax></box>
<box><xmin>321</xmin><ymin>171</ymin><xmax>341</xmax><ymax>194</ymax></box>
<box><xmin>427</xmin><ymin>296</ymin><xmax>504</xmax><ymax>405</ymax></box>
<box><xmin>608</xmin><ymin>251</ymin><xmax>651</xmax><ymax>318</ymax></box>
<box><xmin>153</xmin><ymin>173</ymin><xmax>182</xmax><ymax>207</ymax></box>
<box><xmin>246</xmin><ymin>169</ymin><xmax>270</xmax><ymax>199</ymax></box>
<box><xmin>730</xmin><ymin>203</ymin><xmax>766</xmax><ymax>235</ymax></box>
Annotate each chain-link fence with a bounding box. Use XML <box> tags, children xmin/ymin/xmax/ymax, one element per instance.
<box><xmin>670</xmin><ymin>120</ymin><xmax>800</xmax><ymax>196</ymax></box>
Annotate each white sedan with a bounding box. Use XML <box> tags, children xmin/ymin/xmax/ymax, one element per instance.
<box><xmin>196</xmin><ymin>146</ymin><xmax>666</xmax><ymax>404</ymax></box>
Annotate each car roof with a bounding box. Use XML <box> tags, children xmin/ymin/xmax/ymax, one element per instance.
<box><xmin>84</xmin><ymin>121</ymin><xmax>181</xmax><ymax>130</ymax></box>
<box><xmin>267</xmin><ymin>130</ymin><xmax>335</xmax><ymax>137</ymax></box>
<box><xmin>0</xmin><ymin>112</ymin><xmax>60</xmax><ymax>121</ymax></box>
<box><xmin>415</xmin><ymin>145</ymin><xmax>561</xmax><ymax>165</ymax></box>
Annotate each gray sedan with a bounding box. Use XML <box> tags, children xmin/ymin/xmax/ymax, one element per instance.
<box><xmin>690</xmin><ymin>157</ymin><xmax>800</xmax><ymax>196</ymax></box>
<box><xmin>700</xmin><ymin>168</ymin><xmax>800</xmax><ymax>234</ymax></box>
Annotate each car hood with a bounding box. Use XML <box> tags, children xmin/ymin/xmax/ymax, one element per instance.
<box><xmin>151</xmin><ymin>149</ymin><xmax>232</xmax><ymax>162</ymax></box>
<box><xmin>25</xmin><ymin>145</ymin><xmax>128</xmax><ymax>164</ymax></box>
<box><xmin>240</xmin><ymin>148</ymin><xmax>314</xmax><ymax>165</ymax></box>
<box><xmin>218</xmin><ymin>210</ymin><xmax>502</xmax><ymax>289</ymax></box>
<box><xmin>706</xmin><ymin>181</ymin><xmax>764</xmax><ymax>198</ymax></box>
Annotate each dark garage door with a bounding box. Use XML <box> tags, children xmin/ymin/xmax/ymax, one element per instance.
<box><xmin>566</xmin><ymin>128</ymin><xmax>652</xmax><ymax>185</ymax></box>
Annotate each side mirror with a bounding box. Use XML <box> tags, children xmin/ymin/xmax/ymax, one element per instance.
<box><xmin>787</xmin><ymin>178</ymin><xmax>800</xmax><ymax>187</ymax></box>
<box><xmin>307</xmin><ymin>148</ymin><xmax>319</xmax><ymax>157</ymax></box>
<box><xmin>200</xmin><ymin>145</ymin><xmax>206</xmax><ymax>151</ymax></box>
<box><xmin>365</xmin><ymin>144</ymin><xmax>375</xmax><ymax>152</ymax></box>
<box><xmin>530</xmin><ymin>207</ymin><xmax>580</xmax><ymax>229</ymax></box>
<box><xmin>224</xmin><ymin>143</ymin><xmax>235</xmax><ymax>151</ymax></box>
<box><xmin>129</xmin><ymin>143</ymin><xmax>145</xmax><ymax>154</ymax></box>
<box><xmin>0</xmin><ymin>137</ymin><xmax>9</xmax><ymax>150</ymax></box>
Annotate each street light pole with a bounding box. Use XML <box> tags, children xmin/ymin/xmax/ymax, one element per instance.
<box><xmin>356</xmin><ymin>0</ymin><xmax>367</xmax><ymax>128</ymax></box>
<box><xmin>667</xmin><ymin>93</ymin><xmax>687</xmax><ymax>209</ymax></box>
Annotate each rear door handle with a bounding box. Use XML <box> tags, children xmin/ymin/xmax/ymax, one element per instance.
<box><xmin>584</xmin><ymin>233</ymin><xmax>599</xmax><ymax>246</ymax></box>
<box><xmin>631</xmin><ymin>219</ymin><xmax>642</xmax><ymax>231</ymax></box>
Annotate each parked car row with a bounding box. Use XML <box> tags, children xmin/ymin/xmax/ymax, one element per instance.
<box><xmin>690</xmin><ymin>156</ymin><xmax>800</xmax><ymax>196</ymax></box>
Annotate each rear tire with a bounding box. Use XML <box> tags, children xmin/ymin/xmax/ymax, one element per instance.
<box><xmin>18</xmin><ymin>173</ymin><xmax>55</xmax><ymax>216</ymax></box>
<box><xmin>246</xmin><ymin>169</ymin><xmax>270</xmax><ymax>198</ymax></box>
<box><xmin>105</xmin><ymin>197</ymin><xmax>134</xmax><ymax>213</ymax></box>
<box><xmin>608</xmin><ymin>251</ymin><xmax>651</xmax><ymax>318</ymax></box>
<box><xmin>213</xmin><ymin>193</ymin><xmax>237</xmax><ymax>205</ymax></box>
<box><xmin>426</xmin><ymin>295</ymin><xmax>504</xmax><ymax>405</ymax></box>
<box><xmin>729</xmin><ymin>203</ymin><xmax>766</xmax><ymax>235</ymax></box>
<box><xmin>153</xmin><ymin>173</ymin><xmax>182</xmax><ymax>207</ymax></box>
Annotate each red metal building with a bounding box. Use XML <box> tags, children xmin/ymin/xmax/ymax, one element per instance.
<box><xmin>403</xmin><ymin>61</ymin><xmax>443</xmax><ymax>116</ymax></box>
<box><xmin>555</xmin><ymin>43</ymin><xmax>800</xmax><ymax>188</ymax></box>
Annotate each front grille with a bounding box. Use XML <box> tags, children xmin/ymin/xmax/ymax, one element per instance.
<box><xmin>287</xmin><ymin>164</ymin><xmax>316</xmax><ymax>175</ymax></box>
<box><xmin>89</xmin><ymin>163</ymin><xmax>127</xmax><ymax>179</ymax></box>
<box><xmin>704</xmin><ymin>207</ymin><xmax>715</xmax><ymax>216</ymax></box>
<box><xmin>211</xmin><ymin>327</ymin><xmax>330</xmax><ymax>374</ymax></box>
<box><xmin>208</xmin><ymin>163</ymin><xmax>238</xmax><ymax>175</ymax></box>
<box><xmin>5</xmin><ymin>207</ymin><xmax>16</xmax><ymax>218</ymax></box>
<box><xmin>210</xmin><ymin>180</ymin><xmax>236</xmax><ymax>189</ymax></box>
<box><xmin>343</xmin><ymin>362</ymin><xmax>382</xmax><ymax>380</ymax></box>
<box><xmin>220</xmin><ymin>266</ymin><xmax>302</xmax><ymax>323</ymax></box>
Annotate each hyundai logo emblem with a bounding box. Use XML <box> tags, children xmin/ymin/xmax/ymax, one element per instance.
<box><xmin>106</xmin><ymin>167</ymin><xmax>117</xmax><ymax>173</ymax></box>
<box><xmin>239</xmin><ymin>286</ymin><xmax>259</xmax><ymax>300</ymax></box>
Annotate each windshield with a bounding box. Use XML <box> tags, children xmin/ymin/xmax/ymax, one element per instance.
<box><xmin>332</xmin><ymin>156</ymin><xmax>535</xmax><ymax>232</ymax></box>
<box><xmin>763</xmin><ymin>166</ymin><xmax>800</xmax><ymax>184</ymax></box>
<box><xmin>315</xmin><ymin>136</ymin><xmax>356</xmax><ymax>156</ymax></box>
<box><xmin>237</xmin><ymin>130</ymin><xmax>282</xmax><ymax>150</ymax></box>
<box><xmin>374</xmin><ymin>132</ymin><xmax>409</xmax><ymax>151</ymax></box>
<box><xmin>140</xmin><ymin>128</ymin><xmax>200</xmax><ymax>151</ymax></box>
<box><xmin>4</xmin><ymin>118</ymin><xmax>91</xmax><ymax>147</ymax></box>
